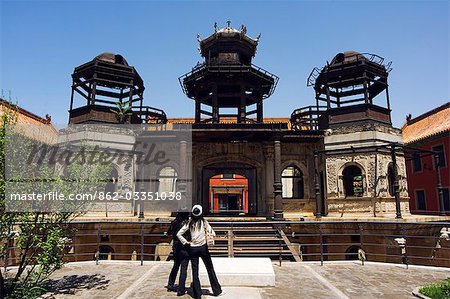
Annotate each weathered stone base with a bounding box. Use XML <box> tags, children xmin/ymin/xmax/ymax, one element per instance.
<box><xmin>327</xmin><ymin>197</ymin><xmax>410</xmax><ymax>216</ymax></box>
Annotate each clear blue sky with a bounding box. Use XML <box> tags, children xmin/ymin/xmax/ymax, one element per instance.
<box><xmin>1</xmin><ymin>0</ymin><xmax>449</xmax><ymax>127</ymax></box>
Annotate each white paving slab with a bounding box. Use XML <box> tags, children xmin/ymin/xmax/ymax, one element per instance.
<box><xmin>205</xmin><ymin>287</ymin><xmax>262</xmax><ymax>299</ymax></box>
<box><xmin>199</xmin><ymin>257</ymin><xmax>275</xmax><ymax>287</ymax></box>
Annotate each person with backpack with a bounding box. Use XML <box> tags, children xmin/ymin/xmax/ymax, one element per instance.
<box><xmin>177</xmin><ymin>205</ymin><xmax>222</xmax><ymax>298</ymax></box>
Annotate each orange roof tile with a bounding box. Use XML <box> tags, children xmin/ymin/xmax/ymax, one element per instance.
<box><xmin>401</xmin><ymin>101</ymin><xmax>450</xmax><ymax>144</ymax></box>
<box><xmin>0</xmin><ymin>99</ymin><xmax>58</xmax><ymax>144</ymax></box>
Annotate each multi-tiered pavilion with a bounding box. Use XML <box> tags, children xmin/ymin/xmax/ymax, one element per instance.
<box><xmin>67</xmin><ymin>22</ymin><xmax>409</xmax><ymax>219</ymax></box>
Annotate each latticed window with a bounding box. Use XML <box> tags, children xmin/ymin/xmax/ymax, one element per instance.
<box><xmin>415</xmin><ymin>190</ymin><xmax>426</xmax><ymax>211</ymax></box>
<box><xmin>412</xmin><ymin>153</ymin><xmax>422</xmax><ymax>172</ymax></box>
<box><xmin>282</xmin><ymin>166</ymin><xmax>304</xmax><ymax>199</ymax></box>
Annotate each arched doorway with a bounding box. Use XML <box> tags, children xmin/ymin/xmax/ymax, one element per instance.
<box><xmin>209</xmin><ymin>174</ymin><xmax>249</xmax><ymax>215</ymax></box>
<box><xmin>202</xmin><ymin>162</ymin><xmax>257</xmax><ymax>215</ymax></box>
<box><xmin>98</xmin><ymin>245</ymin><xmax>114</xmax><ymax>260</ymax></box>
<box><xmin>345</xmin><ymin>246</ymin><xmax>362</xmax><ymax>260</ymax></box>
<box><xmin>282</xmin><ymin>166</ymin><xmax>304</xmax><ymax>199</ymax></box>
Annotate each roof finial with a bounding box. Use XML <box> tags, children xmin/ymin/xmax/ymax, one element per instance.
<box><xmin>227</xmin><ymin>19</ymin><xmax>231</xmax><ymax>28</ymax></box>
<box><xmin>256</xmin><ymin>33</ymin><xmax>261</xmax><ymax>42</ymax></box>
<box><xmin>240</xmin><ymin>24</ymin><xmax>247</xmax><ymax>34</ymax></box>
<box><xmin>214</xmin><ymin>22</ymin><xmax>218</xmax><ymax>33</ymax></box>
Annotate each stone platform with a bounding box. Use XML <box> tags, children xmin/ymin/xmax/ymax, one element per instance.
<box><xmin>199</xmin><ymin>257</ymin><xmax>275</xmax><ymax>287</ymax></box>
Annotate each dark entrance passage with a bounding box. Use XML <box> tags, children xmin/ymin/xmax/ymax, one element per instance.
<box><xmin>219</xmin><ymin>194</ymin><xmax>238</xmax><ymax>211</ymax></box>
<box><xmin>202</xmin><ymin>163</ymin><xmax>257</xmax><ymax>215</ymax></box>
<box><xmin>209</xmin><ymin>174</ymin><xmax>249</xmax><ymax>214</ymax></box>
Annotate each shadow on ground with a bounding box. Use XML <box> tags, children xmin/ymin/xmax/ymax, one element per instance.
<box><xmin>167</xmin><ymin>284</ymin><xmax>212</xmax><ymax>298</ymax></box>
<box><xmin>44</xmin><ymin>274</ymin><xmax>110</xmax><ymax>295</ymax></box>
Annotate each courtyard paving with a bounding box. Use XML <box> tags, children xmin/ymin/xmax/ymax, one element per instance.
<box><xmin>38</xmin><ymin>260</ymin><xmax>449</xmax><ymax>299</ymax></box>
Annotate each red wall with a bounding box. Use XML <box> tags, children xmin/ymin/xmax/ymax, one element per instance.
<box><xmin>406</xmin><ymin>134</ymin><xmax>450</xmax><ymax>214</ymax></box>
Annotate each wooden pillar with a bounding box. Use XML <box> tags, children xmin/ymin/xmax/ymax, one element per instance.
<box><xmin>139</xmin><ymin>92</ymin><xmax>143</xmax><ymax>118</ymax></box>
<box><xmin>386</xmin><ymin>82</ymin><xmax>392</xmax><ymax>123</ymax></box>
<box><xmin>195</xmin><ymin>101</ymin><xmax>201</xmax><ymax>123</ymax></box>
<box><xmin>238</xmin><ymin>84</ymin><xmax>246</xmax><ymax>123</ymax></box>
<box><xmin>336</xmin><ymin>87</ymin><xmax>341</xmax><ymax>108</ymax></box>
<box><xmin>128</xmin><ymin>80</ymin><xmax>134</xmax><ymax>108</ymax></box>
<box><xmin>363</xmin><ymin>72</ymin><xmax>369</xmax><ymax>104</ymax></box>
<box><xmin>324</xmin><ymin>87</ymin><xmax>331</xmax><ymax>110</ymax></box>
<box><xmin>386</xmin><ymin>81</ymin><xmax>391</xmax><ymax>110</ymax></box>
<box><xmin>91</xmin><ymin>75</ymin><xmax>97</xmax><ymax>105</ymax></box>
<box><xmin>70</xmin><ymin>82</ymin><xmax>75</xmax><ymax>111</ymax></box>
<box><xmin>212</xmin><ymin>84</ymin><xmax>219</xmax><ymax>123</ymax></box>
<box><xmin>119</xmin><ymin>88</ymin><xmax>124</xmax><ymax>103</ymax></box>
<box><xmin>273</xmin><ymin>140</ymin><xmax>283</xmax><ymax>219</ymax></box>
<box><xmin>257</xmin><ymin>102</ymin><xmax>263</xmax><ymax>123</ymax></box>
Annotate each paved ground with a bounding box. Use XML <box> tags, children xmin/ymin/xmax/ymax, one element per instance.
<box><xmin>37</xmin><ymin>260</ymin><xmax>449</xmax><ymax>299</ymax></box>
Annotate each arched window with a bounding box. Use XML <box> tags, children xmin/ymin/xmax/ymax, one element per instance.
<box><xmin>105</xmin><ymin>167</ymin><xmax>119</xmax><ymax>193</ymax></box>
<box><xmin>342</xmin><ymin>165</ymin><xmax>363</xmax><ymax>197</ymax></box>
<box><xmin>157</xmin><ymin>167</ymin><xmax>177</xmax><ymax>193</ymax></box>
<box><xmin>387</xmin><ymin>164</ymin><xmax>396</xmax><ymax>196</ymax></box>
<box><xmin>282</xmin><ymin>166</ymin><xmax>304</xmax><ymax>199</ymax></box>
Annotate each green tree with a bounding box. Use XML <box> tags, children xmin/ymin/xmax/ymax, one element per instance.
<box><xmin>0</xmin><ymin>101</ymin><xmax>111</xmax><ymax>299</ymax></box>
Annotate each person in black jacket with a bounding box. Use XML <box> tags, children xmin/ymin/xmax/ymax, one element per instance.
<box><xmin>166</xmin><ymin>211</ymin><xmax>190</xmax><ymax>295</ymax></box>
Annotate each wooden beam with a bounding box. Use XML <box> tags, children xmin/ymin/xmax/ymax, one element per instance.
<box><xmin>279</xmin><ymin>230</ymin><xmax>302</xmax><ymax>262</ymax></box>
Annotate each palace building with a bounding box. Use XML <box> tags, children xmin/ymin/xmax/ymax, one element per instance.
<box><xmin>402</xmin><ymin>102</ymin><xmax>450</xmax><ymax>215</ymax></box>
<box><xmin>67</xmin><ymin>22</ymin><xmax>410</xmax><ymax>219</ymax></box>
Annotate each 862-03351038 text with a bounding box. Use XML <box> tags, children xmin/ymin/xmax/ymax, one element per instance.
<box><xmin>100</xmin><ymin>191</ymin><xmax>182</xmax><ymax>201</ymax></box>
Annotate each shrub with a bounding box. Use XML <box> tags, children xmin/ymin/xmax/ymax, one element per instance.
<box><xmin>420</xmin><ymin>278</ymin><xmax>450</xmax><ymax>299</ymax></box>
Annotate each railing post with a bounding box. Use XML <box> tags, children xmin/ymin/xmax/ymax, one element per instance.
<box><xmin>319</xmin><ymin>224</ymin><xmax>324</xmax><ymax>266</ymax></box>
<box><xmin>95</xmin><ymin>224</ymin><xmax>101</xmax><ymax>265</ymax></box>
<box><xmin>4</xmin><ymin>226</ymin><xmax>10</xmax><ymax>273</ymax></box>
<box><xmin>227</xmin><ymin>229</ymin><xmax>234</xmax><ymax>258</ymax></box>
<box><xmin>140</xmin><ymin>224</ymin><xmax>144</xmax><ymax>266</ymax></box>
<box><xmin>3</xmin><ymin>244</ymin><xmax>8</xmax><ymax>273</ymax></box>
<box><xmin>277</xmin><ymin>227</ymin><xmax>282</xmax><ymax>267</ymax></box>
<box><xmin>401</xmin><ymin>225</ymin><xmax>408</xmax><ymax>269</ymax></box>
<box><xmin>359</xmin><ymin>223</ymin><xmax>365</xmax><ymax>266</ymax></box>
